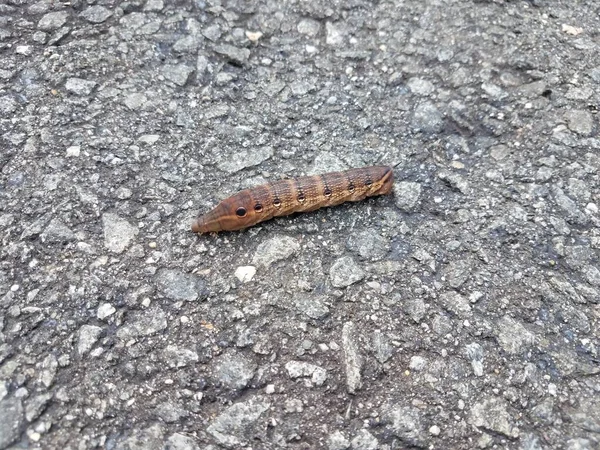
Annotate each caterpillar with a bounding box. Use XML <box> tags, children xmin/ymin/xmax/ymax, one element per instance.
<box><xmin>192</xmin><ymin>165</ymin><xmax>394</xmax><ymax>233</ymax></box>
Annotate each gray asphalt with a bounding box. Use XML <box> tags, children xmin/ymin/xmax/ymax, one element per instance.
<box><xmin>1</xmin><ymin>0</ymin><xmax>599</xmax><ymax>449</ymax></box>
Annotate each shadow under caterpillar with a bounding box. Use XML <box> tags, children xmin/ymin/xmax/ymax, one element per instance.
<box><xmin>192</xmin><ymin>165</ymin><xmax>394</xmax><ymax>233</ymax></box>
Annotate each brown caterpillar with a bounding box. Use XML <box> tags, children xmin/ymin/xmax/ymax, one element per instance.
<box><xmin>192</xmin><ymin>165</ymin><xmax>394</xmax><ymax>233</ymax></box>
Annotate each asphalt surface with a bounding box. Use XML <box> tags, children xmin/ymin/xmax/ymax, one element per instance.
<box><xmin>1</xmin><ymin>0</ymin><xmax>599</xmax><ymax>449</ymax></box>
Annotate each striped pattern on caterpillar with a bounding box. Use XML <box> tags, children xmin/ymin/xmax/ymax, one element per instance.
<box><xmin>192</xmin><ymin>165</ymin><xmax>394</xmax><ymax>233</ymax></box>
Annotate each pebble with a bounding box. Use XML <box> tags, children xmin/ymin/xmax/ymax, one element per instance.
<box><xmin>412</xmin><ymin>102</ymin><xmax>444</xmax><ymax>133</ymax></box>
<box><xmin>346</xmin><ymin>229</ymin><xmax>390</xmax><ymax>261</ymax></box>
<box><xmin>465</xmin><ymin>342</ymin><xmax>484</xmax><ymax>376</ymax></box>
<box><xmin>213</xmin><ymin>352</ymin><xmax>257</xmax><ymax>390</ymax></box>
<box><xmin>297</xmin><ymin>18</ymin><xmax>320</xmax><ymax>36</ymax></box>
<box><xmin>65</xmin><ymin>78</ymin><xmax>97</xmax><ymax>96</ymax></box>
<box><xmin>206</xmin><ymin>397</ymin><xmax>271</xmax><ymax>447</ymax></box>
<box><xmin>38</xmin><ymin>11</ymin><xmax>68</xmax><ymax>31</ymax></box>
<box><xmin>213</xmin><ymin>44</ymin><xmax>250</xmax><ymax>65</ymax></box>
<box><xmin>342</xmin><ymin>322</ymin><xmax>362</xmax><ymax>393</ymax></box>
<box><xmin>350</xmin><ymin>429</ymin><xmax>379</xmax><ymax>450</ymax></box>
<box><xmin>293</xmin><ymin>293</ymin><xmax>330</xmax><ymax>320</ymax></box>
<box><xmin>162</xmin><ymin>64</ymin><xmax>195</xmax><ymax>87</ymax></box>
<box><xmin>393</xmin><ymin>181</ymin><xmax>422</xmax><ymax>211</ymax></box>
<box><xmin>144</xmin><ymin>0</ymin><xmax>164</xmax><ymax>12</ymax></box>
<box><xmin>25</xmin><ymin>393</ymin><xmax>52</xmax><ymax>422</ymax></box>
<box><xmin>97</xmin><ymin>303</ymin><xmax>116</xmax><ymax>320</ymax></box>
<box><xmin>495</xmin><ymin>316</ymin><xmax>535</xmax><ymax>354</ymax></box>
<box><xmin>564</xmin><ymin>110</ymin><xmax>594</xmax><ymax>136</ymax></box>
<box><xmin>217</xmin><ymin>146</ymin><xmax>274</xmax><ymax>174</ymax></box>
<box><xmin>116</xmin><ymin>307</ymin><xmax>167</xmax><ymax>339</ymax></box>
<box><xmin>39</xmin><ymin>354</ymin><xmax>58</xmax><ymax>388</ymax></box>
<box><xmin>329</xmin><ymin>256</ymin><xmax>365</xmax><ymax>288</ymax></box>
<box><xmin>325</xmin><ymin>22</ymin><xmax>344</xmax><ymax>46</ymax></box>
<box><xmin>165</xmin><ymin>433</ymin><xmax>200</xmax><ymax>450</ymax></box>
<box><xmin>138</xmin><ymin>134</ymin><xmax>160</xmax><ymax>145</ymax></box>
<box><xmin>409</xmin><ymin>355</ymin><xmax>426</xmax><ymax>371</ymax></box>
<box><xmin>234</xmin><ymin>266</ymin><xmax>256</xmax><ymax>283</ymax></box>
<box><xmin>371</xmin><ymin>330</ymin><xmax>393</xmax><ymax>363</ymax></box>
<box><xmin>327</xmin><ymin>430</ymin><xmax>350</xmax><ymax>450</ymax></box>
<box><xmin>80</xmin><ymin>5</ymin><xmax>113</xmax><ymax>23</ymax></box>
<box><xmin>41</xmin><ymin>218</ymin><xmax>76</xmax><ymax>243</ymax></box>
<box><xmin>77</xmin><ymin>325</ymin><xmax>102</xmax><ymax>356</ymax></box>
<box><xmin>469</xmin><ymin>396</ymin><xmax>519</xmax><ymax>438</ymax></box>
<box><xmin>0</xmin><ymin>397</ymin><xmax>24</xmax><ymax>449</ymax></box>
<box><xmin>429</xmin><ymin>425</ymin><xmax>441</xmax><ymax>436</ymax></box>
<box><xmin>407</xmin><ymin>77</ymin><xmax>435</xmax><ymax>96</ymax></box>
<box><xmin>285</xmin><ymin>361</ymin><xmax>327</xmax><ymax>386</ymax></box>
<box><xmin>383</xmin><ymin>404</ymin><xmax>425</xmax><ymax>447</ymax></box>
<box><xmin>252</xmin><ymin>235</ymin><xmax>300</xmax><ymax>267</ymax></box>
<box><xmin>403</xmin><ymin>297</ymin><xmax>427</xmax><ymax>322</ymax></box>
<box><xmin>124</xmin><ymin>93</ymin><xmax>147</xmax><ymax>110</ymax></box>
<box><xmin>66</xmin><ymin>145</ymin><xmax>80</xmax><ymax>157</ymax></box>
<box><xmin>102</xmin><ymin>213</ymin><xmax>138</xmax><ymax>254</ymax></box>
<box><xmin>155</xmin><ymin>268</ymin><xmax>208</xmax><ymax>302</ymax></box>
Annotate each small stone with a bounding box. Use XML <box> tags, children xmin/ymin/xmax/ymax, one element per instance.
<box><xmin>325</xmin><ymin>22</ymin><xmax>344</xmax><ymax>46</ymax></box>
<box><xmin>38</xmin><ymin>11</ymin><xmax>68</xmax><ymax>31</ymax></box>
<box><xmin>245</xmin><ymin>31</ymin><xmax>262</xmax><ymax>42</ymax></box>
<box><xmin>213</xmin><ymin>44</ymin><xmax>250</xmax><ymax>65</ymax></box>
<box><xmin>409</xmin><ymin>355</ymin><xmax>426</xmax><ymax>371</ymax></box>
<box><xmin>412</xmin><ymin>102</ymin><xmax>444</xmax><ymax>133</ymax></box>
<box><xmin>407</xmin><ymin>78</ymin><xmax>435</xmax><ymax>96</ymax></box>
<box><xmin>564</xmin><ymin>110</ymin><xmax>594</xmax><ymax>136</ymax></box>
<box><xmin>297</xmin><ymin>19</ymin><xmax>320</xmax><ymax>36</ymax></box>
<box><xmin>342</xmin><ymin>322</ymin><xmax>362</xmax><ymax>394</ymax></box>
<box><xmin>25</xmin><ymin>393</ymin><xmax>52</xmax><ymax>422</ymax></box>
<box><xmin>124</xmin><ymin>93</ymin><xmax>147</xmax><ymax>110</ymax></box>
<box><xmin>65</xmin><ymin>78</ymin><xmax>97</xmax><ymax>96</ymax></box>
<box><xmin>234</xmin><ymin>266</ymin><xmax>256</xmax><ymax>283</ymax></box>
<box><xmin>217</xmin><ymin>146</ymin><xmax>274</xmax><ymax>174</ymax></box>
<box><xmin>40</xmin><ymin>354</ymin><xmax>58</xmax><ymax>388</ymax></box>
<box><xmin>162</xmin><ymin>345</ymin><xmax>199</xmax><ymax>369</ymax></box>
<box><xmin>156</xmin><ymin>268</ymin><xmax>208</xmax><ymax>302</ymax></box>
<box><xmin>327</xmin><ymin>430</ymin><xmax>350</xmax><ymax>450</ymax></box>
<box><xmin>80</xmin><ymin>5</ymin><xmax>112</xmax><ymax>23</ymax></box>
<box><xmin>213</xmin><ymin>352</ymin><xmax>257</xmax><ymax>390</ymax></box>
<box><xmin>466</xmin><ymin>343</ymin><xmax>484</xmax><ymax>376</ymax></box>
<box><xmin>393</xmin><ymin>181</ymin><xmax>422</xmax><ymax>211</ymax></box>
<box><xmin>41</xmin><ymin>218</ymin><xmax>76</xmax><ymax>243</ymax></box>
<box><xmin>252</xmin><ymin>236</ymin><xmax>300</xmax><ymax>267</ymax></box>
<box><xmin>97</xmin><ymin>303</ymin><xmax>116</xmax><ymax>320</ymax></box>
<box><xmin>173</xmin><ymin>35</ymin><xmax>200</xmax><ymax>53</ymax></box>
<box><xmin>138</xmin><ymin>134</ymin><xmax>160</xmax><ymax>145</ymax></box>
<box><xmin>481</xmin><ymin>82</ymin><xmax>508</xmax><ymax>100</ymax></box>
<box><xmin>116</xmin><ymin>307</ymin><xmax>168</xmax><ymax>339</ymax></box>
<box><xmin>66</xmin><ymin>145</ymin><xmax>80</xmax><ymax>157</ymax></box>
<box><xmin>155</xmin><ymin>401</ymin><xmax>189</xmax><ymax>423</ymax></box>
<box><xmin>165</xmin><ymin>433</ymin><xmax>200</xmax><ymax>450</ymax></box>
<box><xmin>372</xmin><ymin>331</ymin><xmax>393</xmax><ymax>364</ymax></box>
<box><xmin>444</xmin><ymin>259</ymin><xmax>472</xmax><ymax>288</ymax></box>
<box><xmin>470</xmin><ymin>396</ymin><xmax>519</xmax><ymax>438</ymax></box>
<box><xmin>350</xmin><ymin>429</ymin><xmax>379</xmax><ymax>450</ymax></box>
<box><xmin>0</xmin><ymin>397</ymin><xmax>24</xmax><ymax>449</ymax></box>
<box><xmin>383</xmin><ymin>404</ymin><xmax>425</xmax><ymax>447</ymax></box>
<box><xmin>293</xmin><ymin>293</ymin><xmax>330</xmax><ymax>320</ymax></box>
<box><xmin>329</xmin><ymin>256</ymin><xmax>365</xmax><ymax>288</ymax></box>
<box><xmin>102</xmin><ymin>213</ymin><xmax>138</xmax><ymax>254</ymax></box>
<box><xmin>163</xmin><ymin>64</ymin><xmax>195</xmax><ymax>87</ymax></box>
<box><xmin>429</xmin><ymin>425</ymin><xmax>441</xmax><ymax>436</ymax></box>
<box><xmin>347</xmin><ymin>229</ymin><xmax>390</xmax><ymax>261</ymax></box>
<box><xmin>144</xmin><ymin>0</ymin><xmax>164</xmax><ymax>11</ymax></box>
<box><xmin>0</xmin><ymin>95</ymin><xmax>18</xmax><ymax>114</ymax></box>
<box><xmin>285</xmin><ymin>361</ymin><xmax>327</xmax><ymax>386</ymax></box>
<box><xmin>206</xmin><ymin>397</ymin><xmax>271</xmax><ymax>448</ymax></box>
<box><xmin>16</xmin><ymin>45</ymin><xmax>32</xmax><ymax>56</ymax></box>
<box><xmin>495</xmin><ymin>316</ymin><xmax>535</xmax><ymax>354</ymax></box>
<box><xmin>78</xmin><ymin>325</ymin><xmax>102</xmax><ymax>356</ymax></box>
<box><xmin>308</xmin><ymin>151</ymin><xmax>348</xmax><ymax>175</ymax></box>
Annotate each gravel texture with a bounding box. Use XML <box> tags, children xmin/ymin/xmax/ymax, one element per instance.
<box><xmin>1</xmin><ymin>0</ymin><xmax>599</xmax><ymax>449</ymax></box>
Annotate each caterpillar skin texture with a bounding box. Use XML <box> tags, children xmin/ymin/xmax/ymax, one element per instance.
<box><xmin>192</xmin><ymin>165</ymin><xmax>394</xmax><ymax>234</ymax></box>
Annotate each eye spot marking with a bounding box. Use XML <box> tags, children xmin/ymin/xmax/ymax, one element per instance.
<box><xmin>254</xmin><ymin>203</ymin><xmax>263</xmax><ymax>212</ymax></box>
<box><xmin>324</xmin><ymin>188</ymin><xmax>332</xmax><ymax>197</ymax></box>
<box><xmin>365</xmin><ymin>178</ymin><xmax>373</xmax><ymax>186</ymax></box>
<box><xmin>297</xmin><ymin>192</ymin><xmax>306</xmax><ymax>203</ymax></box>
<box><xmin>348</xmin><ymin>182</ymin><xmax>355</xmax><ymax>193</ymax></box>
<box><xmin>236</xmin><ymin>207</ymin><xmax>247</xmax><ymax>217</ymax></box>
<box><xmin>273</xmin><ymin>198</ymin><xmax>282</xmax><ymax>208</ymax></box>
